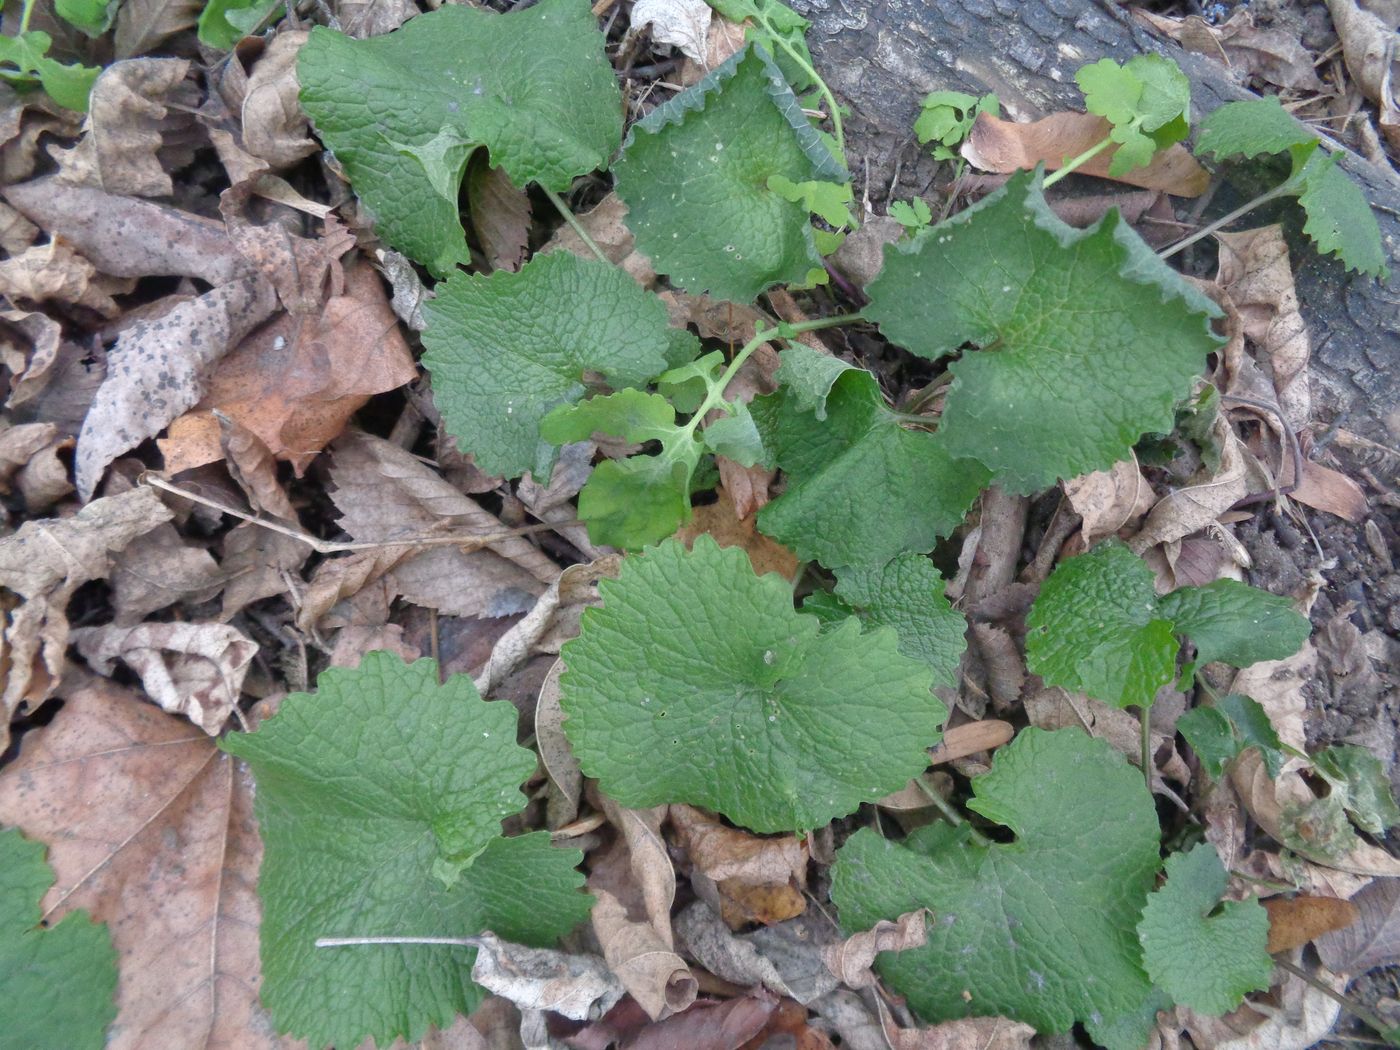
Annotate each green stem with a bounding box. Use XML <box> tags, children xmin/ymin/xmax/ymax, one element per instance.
<box><xmin>19</xmin><ymin>0</ymin><xmax>36</xmax><ymax>34</ymax></box>
<box><xmin>914</xmin><ymin>777</ymin><xmax>991</xmax><ymax>845</ymax></box>
<box><xmin>543</xmin><ymin>186</ymin><xmax>609</xmax><ymax>265</ymax></box>
<box><xmin>1158</xmin><ymin>182</ymin><xmax>1293</xmax><ymax>260</ymax></box>
<box><xmin>755</xmin><ymin>13</ymin><xmax>844</xmax><ymax>158</ymax></box>
<box><xmin>682</xmin><ymin>312</ymin><xmax>865</xmax><ymax>437</ymax></box>
<box><xmin>1042</xmin><ymin>136</ymin><xmax>1115</xmax><ymax>188</ymax></box>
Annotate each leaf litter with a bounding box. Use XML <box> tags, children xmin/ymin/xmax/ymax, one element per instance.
<box><xmin>0</xmin><ymin>3</ymin><xmax>1395</xmax><ymax>1049</ymax></box>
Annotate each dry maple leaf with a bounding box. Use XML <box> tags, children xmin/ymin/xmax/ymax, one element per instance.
<box><xmin>0</xmin><ymin>673</ymin><xmax>289</xmax><ymax>1049</ymax></box>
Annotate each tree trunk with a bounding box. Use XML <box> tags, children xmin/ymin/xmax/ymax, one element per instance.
<box><xmin>802</xmin><ymin>0</ymin><xmax>1400</xmax><ymax>452</ymax></box>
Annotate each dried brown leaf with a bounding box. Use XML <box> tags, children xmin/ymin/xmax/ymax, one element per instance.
<box><xmin>0</xmin><ymin>197</ymin><xmax>37</xmax><ymax>252</ymax></box>
<box><xmin>109</xmin><ymin>516</ymin><xmax>224</xmax><ymax>624</ymax></box>
<box><xmin>51</xmin><ymin>58</ymin><xmax>196</xmax><ymax>197</ymax></box>
<box><xmin>73</xmin><ymin>621</ymin><xmax>255</xmax><ymax>733</ymax></box>
<box><xmin>672</xmin><ymin>901</ymin><xmax>821</xmax><ymax>1002</ymax></box>
<box><xmin>0</xmin><ymin>421</ymin><xmax>72</xmax><ymax>512</ymax></box>
<box><xmin>536</xmin><ymin>659</ymin><xmax>581</xmax><ymax>824</ymax></box>
<box><xmin>927</xmin><ymin>719</ymin><xmax>1015</xmax><ymax>764</ymax></box>
<box><xmin>671</xmin><ymin>804</ymin><xmax>806</xmax><ymax>887</ymax></box>
<box><xmin>1288</xmin><ymin>459</ymin><xmax>1369</xmax><ymax>522</ymax></box>
<box><xmin>0</xmin><ymin>674</ymin><xmax>287</xmax><ymax>1048</ymax></box>
<box><xmin>3</xmin><ymin>179</ymin><xmax>249</xmax><ymax>285</ymax></box>
<box><xmin>822</xmin><ymin>910</ymin><xmax>928</xmax><ymax>989</ymax></box>
<box><xmin>1326</xmin><ymin>0</ymin><xmax>1399</xmax><ymax>111</ymax></box>
<box><xmin>1265</xmin><ymin>895</ymin><xmax>1360</xmax><ymax>953</ymax></box>
<box><xmin>219</xmin><ymin>525</ymin><xmax>306</xmax><ymax>619</ymax></box>
<box><xmin>467</xmin><ymin>157</ymin><xmax>532</xmax><ymax>273</ymax></box>
<box><xmin>76</xmin><ymin>273</ymin><xmax>279</xmax><ymax>500</ymax></box>
<box><xmin>1065</xmin><ymin>459</ymin><xmax>1154</xmax><ymax>545</ymax></box>
<box><xmin>1316</xmin><ymin>876</ymin><xmax>1400</xmax><ymax>974</ymax></box>
<box><xmin>241</xmin><ymin>31</ymin><xmax>318</xmax><ymax>168</ymax></box>
<box><xmin>627</xmin><ymin>996</ymin><xmax>776</xmax><ymax>1050</ymax></box>
<box><xmin>631</xmin><ymin>0</ymin><xmax>711</xmax><ymax>63</ymax></box>
<box><xmin>598</xmin><ymin>797</ymin><xmax>676</xmax><ymax>945</ymax></box>
<box><xmin>1136</xmin><ymin>10</ymin><xmax>1324</xmax><ymax>91</ymax></box>
<box><xmin>591</xmin><ymin>888</ymin><xmax>697</xmax><ymax>1020</ymax></box>
<box><xmin>1025</xmin><ymin>686</ymin><xmax>1189</xmax><ymax>784</ymax></box>
<box><xmin>881</xmin><ymin>1014</ymin><xmax>1035</xmax><ymax>1050</ymax></box>
<box><xmin>217</xmin><ymin>410</ymin><xmax>297</xmax><ymax>520</ymax></box>
<box><xmin>468</xmin><ymin>932</ymin><xmax>624</xmax><ymax>1021</ymax></box>
<box><xmin>679</xmin><ymin>15</ymin><xmax>747</xmax><ymax>83</ymax></box>
<box><xmin>473</xmin><ymin>555</ymin><xmax>621</xmax><ymax>695</ymax></box>
<box><xmin>334</xmin><ymin>0</ymin><xmax>419</xmax><ymax>38</ymax></box>
<box><xmin>295</xmin><ymin>545</ymin><xmax>408</xmax><ymax>637</ymax></box>
<box><xmin>0</xmin><ymin>239</ymin><xmax>132</xmax><ymax>318</ymax></box>
<box><xmin>221</xmin><ymin>185</ymin><xmax>355</xmax><ymax>315</ymax></box>
<box><xmin>114</xmin><ymin>0</ymin><xmax>201</xmax><ymax>57</ymax></box>
<box><xmin>0</xmin><ymin>486</ymin><xmax>171</xmax><ymax>745</ymax></box>
<box><xmin>1129</xmin><ymin>413</ymin><xmax>1252</xmax><ymax>555</ymax></box>
<box><xmin>542</xmin><ymin>193</ymin><xmax>655</xmax><ymax>286</ymax></box>
<box><xmin>675</xmin><ymin>487</ymin><xmax>797</xmax><ymax>579</ymax></box>
<box><xmin>0</xmin><ymin>307</ymin><xmax>61</xmax><ymax>407</ymax></box>
<box><xmin>962</xmin><ymin>111</ymin><xmax>1210</xmax><ymax>196</ymax></box>
<box><xmin>158</xmin><ymin>258</ymin><xmax>416</xmax><ymax>474</ymax></box>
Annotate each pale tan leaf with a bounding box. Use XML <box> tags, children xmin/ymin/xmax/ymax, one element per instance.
<box><xmin>631</xmin><ymin>0</ymin><xmax>711</xmax><ymax>62</ymax></box>
<box><xmin>51</xmin><ymin>59</ymin><xmax>195</xmax><ymax>197</ymax></box>
<box><xmin>114</xmin><ymin>0</ymin><xmax>201</xmax><ymax>58</ymax></box>
<box><xmin>3</xmin><ymin>179</ymin><xmax>249</xmax><ymax>285</ymax></box>
<box><xmin>0</xmin><ymin>307</ymin><xmax>62</xmax><ymax>408</ymax></box>
<box><xmin>241</xmin><ymin>32</ymin><xmax>318</xmax><ymax>168</ymax></box>
<box><xmin>0</xmin><ymin>486</ymin><xmax>172</xmax><ymax>745</ymax></box>
<box><xmin>598</xmin><ymin>797</ymin><xmax>676</xmax><ymax>945</ymax></box>
<box><xmin>0</xmin><ymin>675</ymin><xmax>290</xmax><ymax>1048</ymax></box>
<box><xmin>1135</xmin><ymin>10</ymin><xmax>1324</xmax><ymax>92</ymax></box>
<box><xmin>295</xmin><ymin>545</ymin><xmax>408</xmax><ymax>637</ymax></box>
<box><xmin>110</xmin><ymin>517</ymin><xmax>224</xmax><ymax>624</ymax></box>
<box><xmin>1326</xmin><ymin>0</ymin><xmax>1399</xmax><ymax>110</ymax></box>
<box><xmin>1288</xmin><ymin>459</ymin><xmax>1368</xmax><ymax>522</ymax></box>
<box><xmin>0</xmin><ymin>421</ymin><xmax>72</xmax><ymax>512</ymax></box>
<box><xmin>542</xmin><ymin>193</ymin><xmax>655</xmax><ymax>286</ymax></box>
<box><xmin>671</xmin><ymin>804</ymin><xmax>806</xmax><ymax>886</ymax></box>
<box><xmin>672</xmin><ymin>900</ymin><xmax>807</xmax><ymax>1000</ymax></box>
<box><xmin>333</xmin><ymin>0</ymin><xmax>419</xmax><ymax>37</ymax></box>
<box><xmin>590</xmin><ymin>888</ymin><xmax>697</xmax><ymax>1020</ymax></box>
<box><xmin>823</xmin><ymin>909</ymin><xmax>928</xmax><ymax>989</ymax></box>
<box><xmin>219</xmin><ymin>525</ymin><xmax>306</xmax><ymax>620</ymax></box>
<box><xmin>535</xmin><ymin>659</ymin><xmax>582</xmax><ymax>824</ymax></box>
<box><xmin>328</xmin><ymin>622</ymin><xmax>421</xmax><ymax>669</ymax></box>
<box><xmin>1025</xmin><ymin>686</ymin><xmax>1189</xmax><ymax>785</ymax></box>
<box><xmin>1129</xmin><ymin>413</ymin><xmax>1252</xmax><ymax>556</ymax></box>
<box><xmin>0</xmin><ymin>198</ymin><xmax>37</xmax><ymax>252</ymax></box>
<box><xmin>1065</xmin><ymin>459</ymin><xmax>1154</xmax><ymax>545</ymax></box>
<box><xmin>73</xmin><ymin>621</ymin><xmax>257</xmax><ymax>733</ymax></box>
<box><xmin>468</xmin><ymin>932</ymin><xmax>624</xmax><ymax>1021</ymax></box>
<box><xmin>883</xmin><ymin>1014</ymin><xmax>1035</xmax><ymax>1050</ymax></box>
<box><xmin>0</xmin><ymin>239</ymin><xmax>132</xmax><ymax>318</ymax></box>
<box><xmin>679</xmin><ymin>15</ymin><xmax>746</xmax><ymax>81</ymax></box>
<box><xmin>76</xmin><ymin>274</ymin><xmax>278</xmax><ymax>500</ymax></box>
<box><xmin>962</xmin><ymin>111</ymin><xmax>1210</xmax><ymax>196</ymax></box>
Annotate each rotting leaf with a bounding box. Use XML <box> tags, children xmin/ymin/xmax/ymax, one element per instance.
<box><xmin>1316</xmin><ymin>877</ymin><xmax>1400</xmax><ymax>975</ymax></box>
<box><xmin>76</xmin><ymin>273</ymin><xmax>278</xmax><ymax>500</ymax></box>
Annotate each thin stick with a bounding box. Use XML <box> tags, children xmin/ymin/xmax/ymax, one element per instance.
<box><xmin>1157</xmin><ymin>184</ymin><xmax>1291</xmax><ymax>260</ymax></box>
<box><xmin>140</xmin><ymin>473</ymin><xmax>574</xmax><ymax>555</ymax></box>
<box><xmin>1275</xmin><ymin>958</ymin><xmax>1400</xmax><ymax>1046</ymax></box>
<box><xmin>543</xmin><ymin>187</ymin><xmax>609</xmax><ymax>264</ymax></box>
<box><xmin>317</xmin><ymin>935</ymin><xmax>478</xmax><ymax>949</ymax></box>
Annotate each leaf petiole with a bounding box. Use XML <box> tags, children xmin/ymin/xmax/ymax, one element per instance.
<box><xmin>543</xmin><ymin>186</ymin><xmax>609</xmax><ymax>264</ymax></box>
<box><xmin>1041</xmin><ymin>135</ymin><xmax>1114</xmax><ymax>189</ymax></box>
<box><xmin>1157</xmin><ymin>182</ymin><xmax>1292</xmax><ymax>260</ymax></box>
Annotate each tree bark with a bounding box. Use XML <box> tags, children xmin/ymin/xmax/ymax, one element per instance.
<box><xmin>802</xmin><ymin>0</ymin><xmax>1400</xmax><ymax>451</ymax></box>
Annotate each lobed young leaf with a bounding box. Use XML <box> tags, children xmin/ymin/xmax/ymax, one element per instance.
<box><xmin>298</xmin><ymin>0</ymin><xmax>621</xmax><ymax>274</ymax></box>
<box><xmin>1177</xmin><ymin>693</ymin><xmax>1286</xmax><ymax>779</ymax></box>
<box><xmin>914</xmin><ymin>90</ymin><xmax>997</xmax><ymax>160</ymax></box>
<box><xmin>1195</xmin><ymin>98</ymin><xmax>1388</xmax><ymax>277</ymax></box>
<box><xmin>1076</xmin><ymin>54</ymin><xmax>1190</xmax><ymax>175</ymax></box>
<box><xmin>1026</xmin><ymin>543</ymin><xmax>1310</xmax><ymax>709</ymax></box>
<box><xmin>832</xmin><ymin>728</ymin><xmax>1162</xmax><ymax>1048</ymax></box>
<box><xmin>422</xmin><ymin>251</ymin><xmax>677</xmax><ymax>480</ymax></box>
<box><xmin>558</xmin><ymin>536</ymin><xmax>946</xmax><ymax>833</ymax></box>
<box><xmin>0</xmin><ymin>828</ymin><xmax>117</xmax><ymax>1050</ymax></box>
<box><xmin>804</xmin><ymin>553</ymin><xmax>966</xmax><ymax>689</ymax></box>
<box><xmin>865</xmin><ymin>171</ymin><xmax>1222</xmax><ymax>493</ymax></box>
<box><xmin>0</xmin><ymin>32</ymin><xmax>99</xmax><ymax>111</ymax></box>
<box><xmin>754</xmin><ymin>367</ymin><xmax>988</xmax><ymax>568</ymax></box>
<box><xmin>221</xmin><ymin>652</ymin><xmax>591</xmax><ymax>1050</ymax></box>
<box><xmin>1137</xmin><ymin>844</ymin><xmax>1272</xmax><ymax>1016</ymax></box>
<box><xmin>613</xmin><ymin>44</ymin><xmax>846</xmax><ymax>302</ymax></box>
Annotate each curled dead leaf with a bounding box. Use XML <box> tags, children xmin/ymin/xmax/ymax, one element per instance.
<box><xmin>671</xmin><ymin>804</ymin><xmax>808</xmax><ymax>926</ymax></box>
<box><xmin>0</xmin><ymin>240</ymin><xmax>133</xmax><ymax>318</ymax></box>
<box><xmin>1135</xmin><ymin>9</ymin><xmax>1324</xmax><ymax>92</ymax></box>
<box><xmin>1065</xmin><ymin>459</ymin><xmax>1155</xmax><ymax>545</ymax></box>
<box><xmin>591</xmin><ymin>888</ymin><xmax>697</xmax><ymax>1020</ymax></box>
<box><xmin>962</xmin><ymin>110</ymin><xmax>1209</xmax><ymax>196</ymax></box>
<box><xmin>72</xmin><ymin>621</ymin><xmax>257</xmax><ymax>734</ymax></box>
<box><xmin>631</xmin><ymin>0</ymin><xmax>712</xmax><ymax>63</ymax></box>
<box><xmin>822</xmin><ymin>909</ymin><xmax>928</xmax><ymax>989</ymax></box>
<box><xmin>674</xmin><ymin>487</ymin><xmax>796</xmax><ymax>579</ymax></box>
<box><xmin>0</xmin><ymin>486</ymin><xmax>172</xmax><ymax>747</ymax></box>
<box><xmin>241</xmin><ymin>32</ymin><xmax>318</xmax><ymax>169</ymax></box>
<box><xmin>51</xmin><ymin>58</ymin><xmax>196</xmax><ymax>197</ymax></box>
<box><xmin>1317</xmin><ymin>876</ymin><xmax>1400</xmax><ymax>974</ymax></box>
<box><xmin>0</xmin><ymin>421</ymin><xmax>72</xmax><ymax>512</ymax></box>
<box><xmin>468</xmin><ymin>931</ymin><xmax>624</xmax><ymax>1021</ymax></box>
